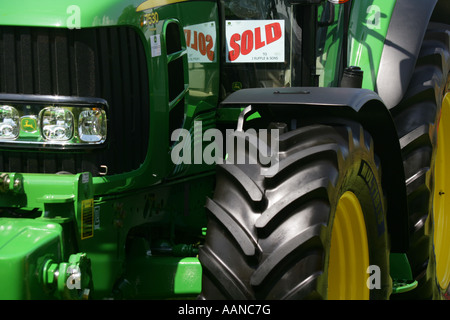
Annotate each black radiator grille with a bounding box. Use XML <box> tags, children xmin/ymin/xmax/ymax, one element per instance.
<box><xmin>0</xmin><ymin>26</ymin><xmax>150</xmax><ymax>176</ymax></box>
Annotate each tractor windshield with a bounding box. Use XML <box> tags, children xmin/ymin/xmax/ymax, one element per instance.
<box><xmin>220</xmin><ymin>0</ymin><xmax>305</xmax><ymax>98</ymax></box>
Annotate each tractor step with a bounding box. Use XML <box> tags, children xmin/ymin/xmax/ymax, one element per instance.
<box><xmin>392</xmin><ymin>280</ymin><xmax>418</xmax><ymax>294</ymax></box>
<box><xmin>389</xmin><ymin>253</ymin><xmax>418</xmax><ymax>294</ymax></box>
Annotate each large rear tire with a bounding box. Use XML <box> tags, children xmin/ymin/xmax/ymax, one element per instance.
<box><xmin>199</xmin><ymin>120</ymin><xmax>391</xmax><ymax>299</ymax></box>
<box><xmin>389</xmin><ymin>23</ymin><xmax>450</xmax><ymax>299</ymax></box>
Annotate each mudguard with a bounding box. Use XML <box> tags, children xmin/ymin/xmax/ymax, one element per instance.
<box><xmin>220</xmin><ymin>86</ymin><xmax>409</xmax><ymax>252</ymax></box>
<box><xmin>376</xmin><ymin>0</ymin><xmax>438</xmax><ymax>109</ymax></box>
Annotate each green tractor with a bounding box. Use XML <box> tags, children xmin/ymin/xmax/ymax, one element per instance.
<box><xmin>0</xmin><ymin>0</ymin><xmax>448</xmax><ymax>300</ymax></box>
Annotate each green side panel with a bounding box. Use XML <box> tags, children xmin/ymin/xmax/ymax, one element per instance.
<box><xmin>122</xmin><ymin>255</ymin><xmax>201</xmax><ymax>299</ymax></box>
<box><xmin>0</xmin><ymin>218</ymin><xmax>63</xmax><ymax>299</ymax></box>
<box><xmin>79</xmin><ymin>172</ymin><xmax>213</xmax><ymax>299</ymax></box>
<box><xmin>347</xmin><ymin>0</ymin><xmax>396</xmax><ymax>91</ymax></box>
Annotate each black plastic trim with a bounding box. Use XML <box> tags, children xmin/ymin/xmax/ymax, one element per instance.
<box><xmin>376</xmin><ymin>0</ymin><xmax>437</xmax><ymax>109</ymax></box>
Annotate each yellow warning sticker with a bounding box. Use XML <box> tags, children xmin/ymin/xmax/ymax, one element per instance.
<box><xmin>81</xmin><ymin>199</ymin><xmax>94</xmax><ymax>240</ymax></box>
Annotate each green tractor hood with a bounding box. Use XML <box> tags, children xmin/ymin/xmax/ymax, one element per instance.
<box><xmin>0</xmin><ymin>0</ymin><xmax>144</xmax><ymax>28</ymax></box>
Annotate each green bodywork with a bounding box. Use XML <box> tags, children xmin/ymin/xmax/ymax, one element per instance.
<box><xmin>0</xmin><ymin>0</ymin><xmax>408</xmax><ymax>299</ymax></box>
<box><xmin>347</xmin><ymin>0</ymin><xmax>396</xmax><ymax>91</ymax></box>
<box><xmin>0</xmin><ymin>0</ymin><xmax>219</xmax><ymax>299</ymax></box>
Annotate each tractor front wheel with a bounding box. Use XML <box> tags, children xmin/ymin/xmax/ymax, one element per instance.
<box><xmin>199</xmin><ymin>121</ymin><xmax>391</xmax><ymax>299</ymax></box>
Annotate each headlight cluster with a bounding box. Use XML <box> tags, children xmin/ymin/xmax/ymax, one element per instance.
<box><xmin>0</xmin><ymin>96</ymin><xmax>107</xmax><ymax>147</ymax></box>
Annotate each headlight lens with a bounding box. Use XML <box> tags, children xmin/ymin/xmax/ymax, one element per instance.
<box><xmin>0</xmin><ymin>106</ymin><xmax>19</xmax><ymax>139</ymax></box>
<box><xmin>78</xmin><ymin>108</ymin><xmax>107</xmax><ymax>143</ymax></box>
<box><xmin>40</xmin><ymin>107</ymin><xmax>74</xmax><ymax>141</ymax></box>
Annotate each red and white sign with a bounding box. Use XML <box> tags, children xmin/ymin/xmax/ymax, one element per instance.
<box><xmin>225</xmin><ymin>20</ymin><xmax>285</xmax><ymax>63</ymax></box>
<box><xmin>184</xmin><ymin>22</ymin><xmax>216</xmax><ymax>63</ymax></box>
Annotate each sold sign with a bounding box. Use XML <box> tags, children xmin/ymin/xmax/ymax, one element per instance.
<box><xmin>184</xmin><ymin>22</ymin><xmax>216</xmax><ymax>63</ymax></box>
<box><xmin>226</xmin><ymin>20</ymin><xmax>285</xmax><ymax>63</ymax></box>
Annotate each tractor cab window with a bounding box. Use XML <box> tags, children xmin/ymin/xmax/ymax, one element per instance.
<box><xmin>220</xmin><ymin>0</ymin><xmax>304</xmax><ymax>98</ymax></box>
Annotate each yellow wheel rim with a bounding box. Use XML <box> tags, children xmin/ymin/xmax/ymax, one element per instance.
<box><xmin>434</xmin><ymin>93</ymin><xmax>450</xmax><ymax>291</ymax></box>
<box><xmin>328</xmin><ymin>191</ymin><xmax>370</xmax><ymax>300</ymax></box>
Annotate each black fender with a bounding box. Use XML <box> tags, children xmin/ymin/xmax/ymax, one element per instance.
<box><xmin>220</xmin><ymin>86</ymin><xmax>409</xmax><ymax>252</ymax></box>
<box><xmin>376</xmin><ymin>0</ymin><xmax>438</xmax><ymax>109</ymax></box>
